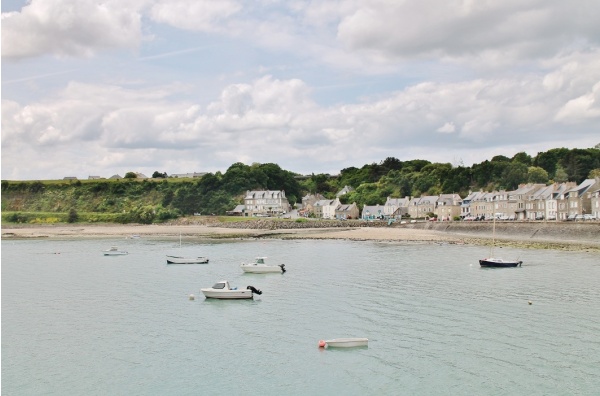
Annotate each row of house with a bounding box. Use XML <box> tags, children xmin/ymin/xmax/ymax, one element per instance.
<box><xmin>365</xmin><ymin>179</ymin><xmax>600</xmax><ymax>221</ymax></box>
<box><xmin>64</xmin><ymin>173</ymin><xmax>148</xmax><ymax>180</ymax></box>
<box><xmin>63</xmin><ymin>172</ymin><xmax>206</xmax><ymax>180</ymax></box>
<box><xmin>230</xmin><ymin>179</ymin><xmax>600</xmax><ymax>221</ymax></box>
<box><xmin>460</xmin><ymin>179</ymin><xmax>600</xmax><ymax>221</ymax></box>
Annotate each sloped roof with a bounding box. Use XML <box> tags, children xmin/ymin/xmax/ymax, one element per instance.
<box><xmin>337</xmin><ymin>203</ymin><xmax>357</xmax><ymax>212</ymax></box>
<box><xmin>417</xmin><ymin>196</ymin><xmax>439</xmax><ymax>205</ymax></box>
<box><xmin>530</xmin><ymin>185</ymin><xmax>555</xmax><ymax>200</ymax></box>
<box><xmin>314</xmin><ymin>199</ymin><xmax>337</xmax><ymax>207</ymax></box>
<box><xmin>245</xmin><ymin>190</ymin><xmax>286</xmax><ymax>199</ymax></box>
<box><xmin>336</xmin><ymin>185</ymin><xmax>354</xmax><ymax>197</ymax></box>
<box><xmin>385</xmin><ymin>197</ymin><xmax>410</xmax><ymax>206</ymax></box>
<box><xmin>362</xmin><ymin>204</ymin><xmax>385</xmax><ymax>215</ymax></box>
<box><xmin>566</xmin><ymin>179</ymin><xmax>597</xmax><ymax>195</ymax></box>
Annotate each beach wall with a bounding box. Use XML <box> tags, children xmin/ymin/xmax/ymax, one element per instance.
<box><xmin>407</xmin><ymin>221</ymin><xmax>600</xmax><ymax>244</ymax></box>
<box><xmin>204</xmin><ymin>217</ymin><xmax>599</xmax><ymax>245</ymax></box>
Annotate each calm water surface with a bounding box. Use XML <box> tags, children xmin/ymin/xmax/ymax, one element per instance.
<box><xmin>2</xmin><ymin>237</ymin><xmax>599</xmax><ymax>395</ymax></box>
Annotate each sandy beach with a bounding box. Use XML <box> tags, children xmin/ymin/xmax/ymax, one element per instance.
<box><xmin>2</xmin><ymin>222</ymin><xmax>599</xmax><ymax>251</ymax></box>
<box><xmin>1</xmin><ymin>224</ymin><xmax>451</xmax><ymax>242</ymax></box>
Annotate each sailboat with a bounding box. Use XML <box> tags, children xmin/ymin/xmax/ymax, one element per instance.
<box><xmin>166</xmin><ymin>233</ymin><xmax>209</xmax><ymax>264</ymax></box>
<box><xmin>479</xmin><ymin>215</ymin><xmax>522</xmax><ymax>268</ymax></box>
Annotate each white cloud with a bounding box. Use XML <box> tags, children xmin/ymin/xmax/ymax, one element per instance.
<box><xmin>149</xmin><ymin>0</ymin><xmax>241</xmax><ymax>32</ymax></box>
<box><xmin>336</xmin><ymin>0</ymin><xmax>600</xmax><ymax>65</ymax></box>
<box><xmin>555</xmin><ymin>82</ymin><xmax>600</xmax><ymax>123</ymax></box>
<box><xmin>2</xmin><ymin>1</ymin><xmax>600</xmax><ymax>180</ymax></box>
<box><xmin>437</xmin><ymin>122</ymin><xmax>456</xmax><ymax>133</ymax></box>
<box><xmin>3</xmin><ymin>59</ymin><xmax>599</xmax><ymax>179</ymax></box>
<box><xmin>1</xmin><ymin>0</ymin><xmax>145</xmax><ymax>60</ymax></box>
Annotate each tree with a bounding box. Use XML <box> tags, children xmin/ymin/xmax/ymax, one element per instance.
<box><xmin>533</xmin><ymin>148</ymin><xmax>569</xmax><ymax>179</ymax></box>
<box><xmin>512</xmin><ymin>152</ymin><xmax>532</xmax><ymax>166</ymax></box>
<box><xmin>152</xmin><ymin>171</ymin><xmax>167</xmax><ymax>178</ymax></box>
<box><xmin>124</xmin><ymin>172</ymin><xmax>137</xmax><ymax>179</ymax></box>
<box><xmin>527</xmin><ymin>166</ymin><xmax>549</xmax><ymax>183</ymax></box>
<box><xmin>554</xmin><ymin>164</ymin><xmax>568</xmax><ymax>183</ymax></box>
<box><xmin>589</xmin><ymin>168</ymin><xmax>600</xmax><ymax>178</ymax></box>
<box><xmin>491</xmin><ymin>155</ymin><xmax>511</xmax><ymax>163</ymax></box>
<box><xmin>501</xmin><ymin>162</ymin><xmax>528</xmax><ymax>189</ymax></box>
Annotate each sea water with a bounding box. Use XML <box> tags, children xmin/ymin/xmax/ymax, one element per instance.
<box><xmin>2</xmin><ymin>237</ymin><xmax>599</xmax><ymax>395</ymax></box>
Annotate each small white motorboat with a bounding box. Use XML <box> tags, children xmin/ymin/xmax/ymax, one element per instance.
<box><xmin>320</xmin><ymin>338</ymin><xmax>369</xmax><ymax>348</ymax></box>
<box><xmin>103</xmin><ymin>246</ymin><xmax>128</xmax><ymax>256</ymax></box>
<box><xmin>201</xmin><ymin>280</ymin><xmax>262</xmax><ymax>299</ymax></box>
<box><xmin>166</xmin><ymin>255</ymin><xmax>209</xmax><ymax>264</ymax></box>
<box><xmin>240</xmin><ymin>257</ymin><xmax>285</xmax><ymax>273</ymax></box>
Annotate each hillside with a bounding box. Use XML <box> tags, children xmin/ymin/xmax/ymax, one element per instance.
<box><xmin>2</xmin><ymin>147</ymin><xmax>600</xmax><ymax>224</ymax></box>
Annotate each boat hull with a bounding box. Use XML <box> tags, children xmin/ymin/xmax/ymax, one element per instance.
<box><xmin>240</xmin><ymin>264</ymin><xmax>283</xmax><ymax>273</ymax></box>
<box><xmin>200</xmin><ymin>289</ymin><xmax>254</xmax><ymax>299</ymax></box>
<box><xmin>479</xmin><ymin>259</ymin><xmax>522</xmax><ymax>268</ymax></box>
<box><xmin>166</xmin><ymin>256</ymin><xmax>209</xmax><ymax>264</ymax></box>
<box><xmin>103</xmin><ymin>251</ymin><xmax>128</xmax><ymax>256</ymax></box>
<box><xmin>325</xmin><ymin>338</ymin><xmax>368</xmax><ymax>348</ymax></box>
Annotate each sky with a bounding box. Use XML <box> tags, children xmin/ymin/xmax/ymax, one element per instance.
<box><xmin>2</xmin><ymin>0</ymin><xmax>600</xmax><ymax>180</ymax></box>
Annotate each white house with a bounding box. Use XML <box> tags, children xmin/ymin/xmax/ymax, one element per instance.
<box><xmin>243</xmin><ymin>190</ymin><xmax>291</xmax><ymax>217</ymax></box>
<box><xmin>314</xmin><ymin>198</ymin><xmax>340</xmax><ymax>219</ymax></box>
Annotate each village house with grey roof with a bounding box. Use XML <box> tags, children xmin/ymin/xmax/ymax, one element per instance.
<box><xmin>227</xmin><ymin>178</ymin><xmax>600</xmax><ymax>222</ymax></box>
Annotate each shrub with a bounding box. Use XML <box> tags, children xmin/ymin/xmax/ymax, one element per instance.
<box><xmin>67</xmin><ymin>208</ymin><xmax>79</xmax><ymax>223</ymax></box>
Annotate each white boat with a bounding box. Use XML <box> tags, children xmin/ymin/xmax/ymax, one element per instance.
<box><xmin>201</xmin><ymin>280</ymin><xmax>262</xmax><ymax>299</ymax></box>
<box><xmin>322</xmin><ymin>338</ymin><xmax>368</xmax><ymax>348</ymax></box>
<box><xmin>166</xmin><ymin>233</ymin><xmax>209</xmax><ymax>264</ymax></box>
<box><xmin>166</xmin><ymin>255</ymin><xmax>209</xmax><ymax>264</ymax></box>
<box><xmin>240</xmin><ymin>257</ymin><xmax>285</xmax><ymax>273</ymax></box>
<box><xmin>103</xmin><ymin>246</ymin><xmax>128</xmax><ymax>256</ymax></box>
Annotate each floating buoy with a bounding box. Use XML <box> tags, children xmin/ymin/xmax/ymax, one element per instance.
<box><xmin>318</xmin><ymin>340</ymin><xmax>326</xmax><ymax>348</ymax></box>
<box><xmin>528</xmin><ymin>300</ymin><xmax>532</xmax><ymax>305</ymax></box>
<box><xmin>189</xmin><ymin>294</ymin><xmax>195</xmax><ymax>300</ymax></box>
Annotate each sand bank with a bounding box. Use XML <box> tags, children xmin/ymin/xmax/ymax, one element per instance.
<box><xmin>1</xmin><ymin>224</ymin><xmax>449</xmax><ymax>242</ymax></box>
<box><xmin>2</xmin><ymin>223</ymin><xmax>598</xmax><ymax>252</ymax></box>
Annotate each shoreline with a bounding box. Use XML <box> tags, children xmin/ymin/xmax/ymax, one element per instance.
<box><xmin>2</xmin><ymin>223</ymin><xmax>599</xmax><ymax>252</ymax></box>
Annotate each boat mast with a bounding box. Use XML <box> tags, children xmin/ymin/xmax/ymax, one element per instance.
<box><xmin>490</xmin><ymin>215</ymin><xmax>496</xmax><ymax>257</ymax></box>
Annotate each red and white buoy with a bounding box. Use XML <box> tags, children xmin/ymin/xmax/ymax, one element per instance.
<box><xmin>318</xmin><ymin>340</ymin><xmax>326</xmax><ymax>348</ymax></box>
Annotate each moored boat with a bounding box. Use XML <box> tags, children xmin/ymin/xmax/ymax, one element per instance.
<box><xmin>479</xmin><ymin>216</ymin><xmax>523</xmax><ymax>268</ymax></box>
<box><xmin>103</xmin><ymin>246</ymin><xmax>128</xmax><ymax>256</ymax></box>
<box><xmin>479</xmin><ymin>258</ymin><xmax>522</xmax><ymax>267</ymax></box>
<box><xmin>240</xmin><ymin>257</ymin><xmax>285</xmax><ymax>273</ymax></box>
<box><xmin>166</xmin><ymin>255</ymin><xmax>209</xmax><ymax>264</ymax></box>
<box><xmin>320</xmin><ymin>338</ymin><xmax>369</xmax><ymax>348</ymax></box>
<box><xmin>201</xmin><ymin>280</ymin><xmax>262</xmax><ymax>299</ymax></box>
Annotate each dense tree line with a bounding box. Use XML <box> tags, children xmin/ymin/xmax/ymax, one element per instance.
<box><xmin>1</xmin><ymin>147</ymin><xmax>599</xmax><ymax>223</ymax></box>
<box><xmin>302</xmin><ymin>147</ymin><xmax>600</xmax><ymax>208</ymax></box>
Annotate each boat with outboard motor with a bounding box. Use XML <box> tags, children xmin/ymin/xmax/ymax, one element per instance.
<box><xmin>200</xmin><ymin>280</ymin><xmax>262</xmax><ymax>299</ymax></box>
<box><xmin>240</xmin><ymin>257</ymin><xmax>285</xmax><ymax>273</ymax></box>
